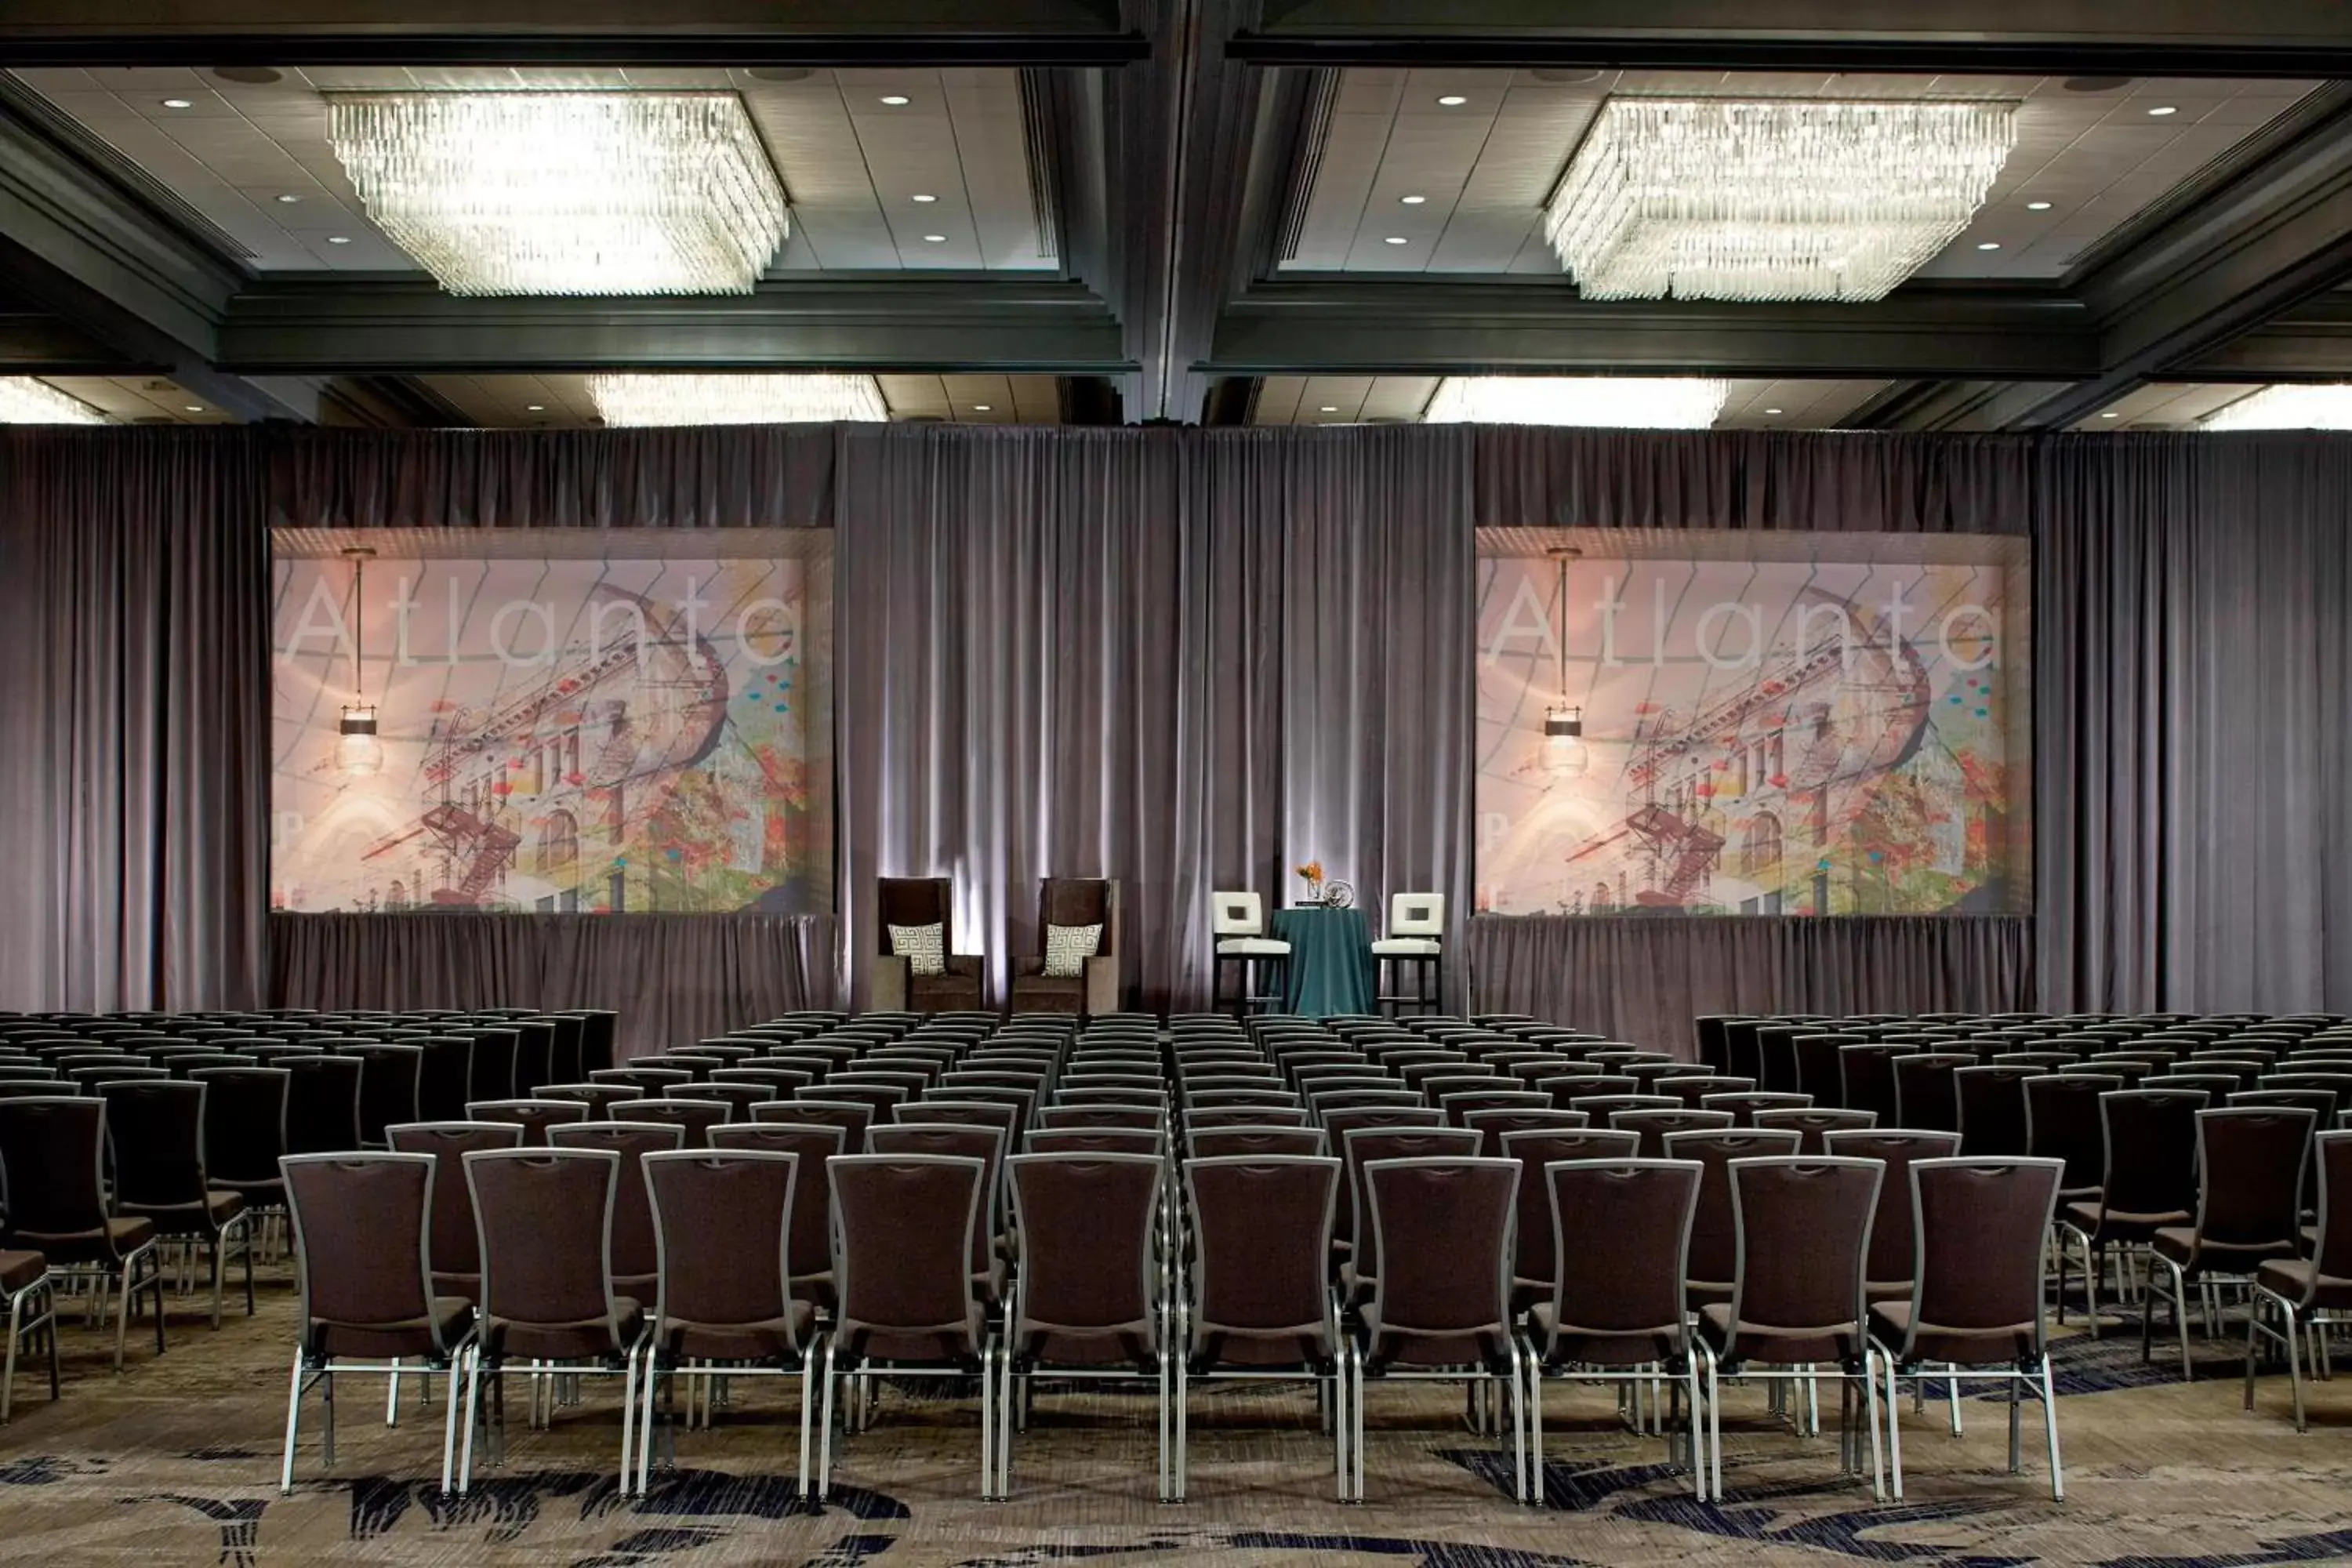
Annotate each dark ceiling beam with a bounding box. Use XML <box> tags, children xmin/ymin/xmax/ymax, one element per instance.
<box><xmin>1843</xmin><ymin>379</ymin><xmax>2080</xmax><ymax>434</ymax></box>
<box><xmin>0</xmin><ymin>307</ymin><xmax>138</xmax><ymax>373</ymax></box>
<box><xmin>2181</xmin><ymin>295</ymin><xmax>2352</xmax><ymax>378</ymax></box>
<box><xmin>215</xmin><ymin>278</ymin><xmax>1132</xmax><ymax>376</ymax></box>
<box><xmin>1207</xmin><ymin>283</ymin><xmax>2096</xmax><ymax>379</ymax></box>
<box><xmin>0</xmin><ymin>2</ymin><xmax>1146</xmax><ymax>67</ymax></box>
<box><xmin>1232</xmin><ymin>0</ymin><xmax>2352</xmax><ymax>75</ymax></box>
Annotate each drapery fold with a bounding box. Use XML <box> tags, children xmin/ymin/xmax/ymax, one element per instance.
<box><xmin>1466</xmin><ymin>913</ymin><xmax>2036</xmax><ymax>1056</ymax></box>
<box><xmin>267</xmin><ymin>912</ymin><xmax>835</xmax><ymax>1055</ymax></box>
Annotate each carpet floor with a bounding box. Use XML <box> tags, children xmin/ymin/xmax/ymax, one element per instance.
<box><xmin>2</xmin><ymin>1262</ymin><xmax>2349</xmax><ymax>1566</ymax></box>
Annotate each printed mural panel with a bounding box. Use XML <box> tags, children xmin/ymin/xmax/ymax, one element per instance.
<box><xmin>1475</xmin><ymin>529</ymin><xmax>2030</xmax><ymax>916</ymax></box>
<box><xmin>270</xmin><ymin>529</ymin><xmax>832</xmax><ymax>914</ymax></box>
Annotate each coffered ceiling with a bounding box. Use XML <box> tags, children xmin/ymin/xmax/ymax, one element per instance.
<box><xmin>1</xmin><ymin>2</ymin><xmax>2350</xmax><ymax>434</ymax></box>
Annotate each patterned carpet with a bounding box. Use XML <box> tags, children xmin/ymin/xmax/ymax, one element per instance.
<box><xmin>4</xmin><ymin>1265</ymin><xmax>2350</xmax><ymax>1566</ymax></box>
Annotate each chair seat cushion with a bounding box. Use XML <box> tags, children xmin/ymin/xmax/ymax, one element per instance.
<box><xmin>1370</xmin><ymin>938</ymin><xmax>1441</xmax><ymax>957</ymax></box>
<box><xmin>1527</xmin><ymin>1303</ymin><xmax>1682</xmax><ymax>1368</ymax></box>
<box><xmin>1187</xmin><ymin>1325</ymin><xmax>1336</xmax><ymax>1370</ymax></box>
<box><xmin>1216</xmin><ymin>938</ymin><xmax>1290</xmax><ymax>956</ymax></box>
<box><xmin>659</xmin><ymin>1304</ymin><xmax>815</xmax><ymax>1363</ymax></box>
<box><xmin>485</xmin><ymin>1298</ymin><xmax>644</xmax><ymax>1363</ymax></box>
<box><xmin>311</xmin><ymin>1295</ymin><xmax>475</xmax><ymax>1361</ymax></box>
<box><xmin>0</xmin><ymin>1250</ymin><xmax>45</xmax><ymax>1294</ymax></box>
<box><xmin>1867</xmin><ymin>1301</ymin><xmax>2034</xmax><ymax>1367</ymax></box>
<box><xmin>2256</xmin><ymin>1258</ymin><xmax>2352</xmax><ymax>1310</ymax></box>
<box><xmin>1697</xmin><ymin>1301</ymin><xmax>1860</xmax><ymax>1367</ymax></box>
<box><xmin>2063</xmin><ymin>1200</ymin><xmax>2190</xmax><ymax>1241</ymax></box>
<box><xmin>13</xmin><ymin>1215</ymin><xmax>154</xmax><ymax>1265</ymax></box>
<box><xmin>2151</xmin><ymin>1225</ymin><xmax>2300</xmax><ymax>1272</ymax></box>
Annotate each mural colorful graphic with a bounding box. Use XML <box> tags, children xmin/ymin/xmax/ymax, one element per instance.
<box><xmin>270</xmin><ymin>532</ymin><xmax>832</xmax><ymax>915</ymax></box>
<box><xmin>1475</xmin><ymin>532</ymin><xmax>2029</xmax><ymax>916</ymax></box>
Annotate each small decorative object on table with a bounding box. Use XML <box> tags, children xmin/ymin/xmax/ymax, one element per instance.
<box><xmin>1294</xmin><ymin>861</ymin><xmax>1354</xmax><ymax>909</ymax></box>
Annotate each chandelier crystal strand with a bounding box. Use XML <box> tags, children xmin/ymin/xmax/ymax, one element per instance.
<box><xmin>2201</xmin><ymin>385</ymin><xmax>2352</xmax><ymax>432</ymax></box>
<box><xmin>1423</xmin><ymin>376</ymin><xmax>1726</xmax><ymax>429</ymax></box>
<box><xmin>586</xmin><ymin>373</ymin><xmax>889</xmax><ymax>426</ymax></box>
<box><xmin>1546</xmin><ymin>99</ymin><xmax>2016</xmax><ymax>303</ymax></box>
<box><xmin>0</xmin><ymin>377</ymin><xmax>107</xmax><ymax>424</ymax></box>
<box><xmin>327</xmin><ymin>93</ymin><xmax>789</xmax><ymax>296</ymax></box>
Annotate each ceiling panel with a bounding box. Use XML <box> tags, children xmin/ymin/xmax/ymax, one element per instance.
<box><xmin>2072</xmin><ymin>382</ymin><xmax>2263</xmax><ymax>430</ymax></box>
<box><xmin>1285</xmin><ymin>69</ymin><xmax>2320</xmax><ymax>284</ymax></box>
<box><xmin>32</xmin><ymin>375</ymin><xmax>238</xmax><ymax>423</ymax></box>
<box><xmin>7</xmin><ymin>65</ymin><xmax>1055</xmax><ymax>278</ymax></box>
<box><xmin>1251</xmin><ymin>375</ymin><xmax>1888</xmax><ymax>427</ymax></box>
<box><xmin>423</xmin><ymin>372</ymin><xmax>1062</xmax><ymax>426</ymax></box>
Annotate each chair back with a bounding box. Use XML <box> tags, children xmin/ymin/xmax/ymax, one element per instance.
<box><xmin>100</xmin><ymin>1079</ymin><xmax>209</xmax><ymax>1210</ymax></box>
<box><xmin>829</xmin><ymin>1154</ymin><xmax>988</xmax><ymax>1357</ymax></box>
<box><xmin>345</xmin><ymin>1043</ymin><xmax>423</xmax><ymax>1144</ymax></box>
<box><xmin>1661</xmin><ymin>1128</ymin><xmax>1803</xmax><ymax>1295</ymax></box>
<box><xmin>465</xmin><ymin>1098</ymin><xmax>590</xmax><ymax>1146</ymax></box>
<box><xmin>1461</xmin><ymin>1107</ymin><xmax>1587</xmax><ymax>1156</ymax></box>
<box><xmin>386</xmin><ymin>1121</ymin><xmax>524</xmax><ymax>1291</ymax></box>
<box><xmin>1185</xmin><ymin>1155</ymin><xmax>1340</xmax><ymax>1352</ymax></box>
<box><xmin>2312</xmin><ymin>1131</ymin><xmax>2352</xmax><ymax>1289</ymax></box>
<box><xmin>1361</xmin><ymin>1157</ymin><xmax>1518</xmax><ymax>1364</ymax></box>
<box><xmin>2194</xmin><ymin>1107</ymin><xmax>2314</xmax><ymax>1248</ymax></box>
<box><xmin>1955</xmin><ymin>1065</ymin><xmax>2034</xmax><ymax>1156</ymax></box>
<box><xmin>1210</xmin><ymin>891</ymin><xmax>1266</xmax><ymax>938</ymax></box>
<box><xmin>1838</xmin><ymin>1044</ymin><xmax>1905</xmax><ymax>1119</ymax></box>
<box><xmin>1901</xmin><ymin>1156</ymin><xmax>2063</xmax><ymax>1357</ymax></box>
<box><xmin>622</xmin><ymin>1098</ymin><xmax>731</xmax><ymax>1149</ymax></box>
<box><xmin>708</xmin><ymin>1122</ymin><xmax>844</xmax><ymax>1285</ymax></box>
<box><xmin>1541</xmin><ymin>1158</ymin><xmax>1700</xmax><ymax>1348</ymax></box>
<box><xmin>0</xmin><ymin>1095</ymin><xmax>108</xmax><ymax>1238</ymax></box>
<box><xmin>548</xmin><ymin>1120</ymin><xmax>688</xmax><ymax>1284</ymax></box>
<box><xmin>1340</xmin><ymin>1124</ymin><xmax>1481</xmax><ymax>1258</ymax></box>
<box><xmin>1751</xmin><ymin>1106</ymin><xmax>1875</xmax><ymax>1153</ymax></box>
<box><xmin>866</xmin><ymin>1123</ymin><xmax>1006</xmax><ymax>1273</ymax></box>
<box><xmin>1500</xmin><ymin>1127</ymin><xmax>1639</xmax><ymax>1285</ymax></box>
<box><xmin>1609</xmin><ymin>1107</ymin><xmax>1734</xmax><ymax>1158</ymax></box>
<box><xmin>2098</xmin><ymin>1088</ymin><xmax>2209</xmax><ymax>1217</ymax></box>
<box><xmin>643</xmin><ymin>1149</ymin><xmax>799</xmax><ymax>1335</ymax></box>
<box><xmin>1723</xmin><ymin>1156</ymin><xmax>1881</xmax><ymax>1358</ymax></box>
<box><xmin>1823</xmin><ymin>1128</ymin><xmax>1964</xmax><ymax>1290</ymax></box>
<box><xmin>190</xmin><ymin>1067</ymin><xmax>290</xmax><ymax>1189</ymax></box>
<box><xmin>2023</xmin><ymin>1073</ymin><xmax>2121</xmax><ymax>1190</ymax></box>
<box><xmin>1891</xmin><ymin>1053</ymin><xmax>1973</xmax><ymax>1131</ymax></box>
<box><xmin>754</xmin><ymin>1098</ymin><xmax>873</xmax><ymax>1148</ymax></box>
<box><xmin>877</xmin><ymin>876</ymin><xmax>955</xmax><ymax>952</ymax></box>
<box><xmin>1007</xmin><ymin>1152</ymin><xmax>1163</xmax><ymax>1354</ymax></box>
<box><xmin>281</xmin><ymin>1151</ymin><xmax>451</xmax><ymax>1353</ymax></box>
<box><xmin>464</xmin><ymin>1147</ymin><xmax>630</xmax><ymax>1348</ymax></box>
<box><xmin>1188</xmin><ymin>1125</ymin><xmax>1323</xmax><ymax>1159</ymax></box>
<box><xmin>284</xmin><ymin>1054</ymin><xmax>365</xmax><ymax>1154</ymax></box>
<box><xmin>1386</xmin><ymin>892</ymin><xmax>1445</xmax><ymax>938</ymax></box>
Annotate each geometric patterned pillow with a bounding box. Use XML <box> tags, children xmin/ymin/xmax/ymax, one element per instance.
<box><xmin>1042</xmin><ymin>922</ymin><xmax>1102</xmax><ymax>978</ymax></box>
<box><xmin>887</xmin><ymin>921</ymin><xmax>946</xmax><ymax>978</ymax></box>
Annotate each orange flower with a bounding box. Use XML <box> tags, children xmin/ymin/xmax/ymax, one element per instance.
<box><xmin>1296</xmin><ymin>859</ymin><xmax>1324</xmax><ymax>883</ymax></box>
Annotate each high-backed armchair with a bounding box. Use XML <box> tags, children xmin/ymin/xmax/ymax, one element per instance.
<box><xmin>1008</xmin><ymin>877</ymin><xmax>1121</xmax><ymax>1018</ymax></box>
<box><xmin>873</xmin><ymin>877</ymin><xmax>986</xmax><ymax>1014</ymax></box>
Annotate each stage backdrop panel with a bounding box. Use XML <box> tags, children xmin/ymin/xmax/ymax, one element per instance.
<box><xmin>1475</xmin><ymin>528</ymin><xmax>2031</xmax><ymax>918</ymax></box>
<box><xmin>270</xmin><ymin>528</ymin><xmax>832</xmax><ymax>916</ymax></box>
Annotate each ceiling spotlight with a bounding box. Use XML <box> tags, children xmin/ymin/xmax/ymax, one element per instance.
<box><xmin>184</xmin><ymin>404</ymin><xmax>204</xmax><ymax>412</ymax></box>
<box><xmin>879</xmin><ymin>94</ymin><xmax>910</xmax><ymax>106</ymax></box>
<box><xmin>921</xmin><ymin>234</ymin><xmax>947</xmax><ymax>243</ymax></box>
<box><xmin>275</xmin><ymin>193</ymin><xmax>302</xmax><ymax>204</ymax></box>
<box><xmin>1319</xmin><ymin>405</ymin><xmax>1338</xmax><ymax>413</ymax></box>
<box><xmin>1400</xmin><ymin>194</ymin><xmax>1427</xmax><ymax>205</ymax></box>
<box><xmin>524</xmin><ymin>403</ymin><xmax>545</xmax><ymax>412</ymax></box>
<box><xmin>2026</xmin><ymin>200</ymin><xmax>2053</xmax><ymax>211</ymax></box>
<box><xmin>1436</xmin><ymin>95</ymin><xmax>1468</xmax><ymax>106</ymax></box>
<box><xmin>325</xmin><ymin>234</ymin><xmax>350</xmax><ymax>244</ymax></box>
<box><xmin>971</xmin><ymin>404</ymin><xmax>992</xmax><ymax>412</ymax></box>
<box><xmin>161</xmin><ymin>97</ymin><xmax>193</xmax><ymax>109</ymax></box>
<box><xmin>1976</xmin><ymin>241</ymin><xmax>2002</xmax><ymax>250</ymax></box>
<box><xmin>2147</xmin><ymin>105</ymin><xmax>2178</xmax><ymax>116</ymax></box>
<box><xmin>1763</xmin><ymin>407</ymin><xmax>1784</xmax><ymax>415</ymax></box>
<box><xmin>2100</xmin><ymin>410</ymin><xmax>2121</xmax><ymax>419</ymax></box>
<box><xmin>911</xmin><ymin>193</ymin><xmax>937</xmax><ymax>202</ymax></box>
<box><xmin>1383</xmin><ymin>235</ymin><xmax>1410</xmax><ymax>245</ymax></box>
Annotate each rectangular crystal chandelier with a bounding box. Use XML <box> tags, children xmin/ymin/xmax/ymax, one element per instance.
<box><xmin>1546</xmin><ymin>98</ymin><xmax>2016</xmax><ymax>303</ymax></box>
<box><xmin>587</xmin><ymin>373</ymin><xmax>888</xmax><ymax>426</ymax></box>
<box><xmin>2201</xmin><ymin>385</ymin><xmax>2352</xmax><ymax>431</ymax></box>
<box><xmin>1423</xmin><ymin>376</ymin><xmax>1727</xmax><ymax>429</ymax></box>
<box><xmin>327</xmin><ymin>93</ymin><xmax>789</xmax><ymax>296</ymax></box>
<box><xmin>0</xmin><ymin>377</ymin><xmax>107</xmax><ymax>424</ymax></box>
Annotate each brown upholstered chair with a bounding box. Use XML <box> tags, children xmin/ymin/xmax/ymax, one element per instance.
<box><xmin>1008</xmin><ymin>878</ymin><xmax>1122</xmax><ymax>1018</ymax></box>
<box><xmin>1526</xmin><ymin>1157</ymin><xmax>1706</xmax><ymax>1499</ymax></box>
<box><xmin>535</xmin><ymin>1082</ymin><xmax>646</xmax><ymax>1119</ymax></box>
<box><xmin>622</xmin><ymin>1099</ymin><xmax>731</xmax><ymax>1150</ymax></box>
<box><xmin>2248</xmin><ymin>1129</ymin><xmax>2352</xmax><ymax>1430</ymax></box>
<box><xmin>284</xmin><ymin>1054</ymin><xmax>365</xmax><ymax>1155</ymax></box>
<box><xmin>1000</xmin><ymin>1152</ymin><xmax>1168</xmax><ymax>1497</ymax></box>
<box><xmin>1891</xmin><ymin>1053</ymin><xmax>1974</xmax><ymax>1132</ymax></box>
<box><xmin>386</xmin><ymin>1122</ymin><xmax>524</xmax><ymax>1309</ymax></box>
<box><xmin>0</xmin><ymin>1096</ymin><xmax>165</xmax><ymax>1371</ymax></box>
<box><xmin>1868</xmin><ymin>1157</ymin><xmax>2065</xmax><ymax>1501</ymax></box>
<box><xmin>1499</xmin><ymin>1128</ymin><xmax>1639</xmax><ymax>1308</ymax></box>
<box><xmin>548</xmin><ymin>1121</ymin><xmax>687</xmax><ymax>1309</ymax></box>
<box><xmin>1955</xmin><ymin>1065</ymin><xmax>2036</xmax><ymax>1156</ymax></box>
<box><xmin>1695</xmin><ymin>1156</ymin><xmax>1886</xmax><ymax>1502</ymax></box>
<box><xmin>457</xmin><ymin>1147</ymin><xmax>649</xmax><ymax>1494</ymax></box>
<box><xmin>463</xmin><ymin>1098</ymin><xmax>590</xmax><ymax>1147</ymax></box>
<box><xmin>637</xmin><ymin>1149</ymin><xmax>819</xmax><ymax>1496</ymax></box>
<box><xmin>866</xmin><ymin>1123</ymin><xmax>1008</xmax><ymax>1302</ymax></box>
<box><xmin>873</xmin><ymin>877</ymin><xmax>986</xmax><ymax>1014</ymax></box>
<box><xmin>1178</xmin><ymin>1155</ymin><xmax>1346</xmax><ymax>1501</ymax></box>
<box><xmin>2145</xmin><ymin>1107</ymin><xmax>2314</xmax><ymax>1381</ymax></box>
<box><xmin>1350</xmin><ymin>1156</ymin><xmax>1528</xmax><ymax>1503</ymax></box>
<box><xmin>1610</xmin><ymin>1108</ymin><xmax>1735</xmax><ymax>1159</ymax></box>
<box><xmin>1824</xmin><ymin>1129</ymin><xmax>1965</xmax><ymax>1305</ymax></box>
<box><xmin>2053</xmin><ymin>1087</ymin><xmax>2205</xmax><ymax>1337</ymax></box>
<box><xmin>279</xmin><ymin>1152</ymin><xmax>476</xmax><ymax>1494</ymax></box>
<box><xmin>0</xmin><ymin>1247</ymin><xmax>55</xmax><ymax>1424</ymax></box>
<box><xmin>822</xmin><ymin>1153</ymin><xmax>1001</xmax><ymax>1498</ymax></box>
<box><xmin>1753</xmin><ymin>1106</ymin><xmax>1875</xmax><ymax>1152</ymax></box>
<box><xmin>710</xmin><ymin>1121</ymin><xmax>846</xmax><ymax>1310</ymax></box>
<box><xmin>1661</xmin><ymin>1128</ymin><xmax>1803</xmax><ymax>1313</ymax></box>
<box><xmin>103</xmin><ymin>1078</ymin><xmax>257</xmax><ymax>1328</ymax></box>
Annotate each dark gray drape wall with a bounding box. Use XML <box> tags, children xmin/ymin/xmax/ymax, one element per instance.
<box><xmin>269</xmin><ymin>911</ymin><xmax>833</xmax><ymax>1053</ymax></box>
<box><xmin>0</xmin><ymin>428</ymin><xmax>269</xmax><ymax>1011</ymax></box>
<box><xmin>2037</xmin><ymin>434</ymin><xmax>2352</xmax><ymax>1014</ymax></box>
<box><xmin>834</xmin><ymin>424</ymin><xmax>1474</xmax><ymax>1011</ymax></box>
<box><xmin>1468</xmin><ymin>914</ymin><xmax>2034</xmax><ymax>1056</ymax></box>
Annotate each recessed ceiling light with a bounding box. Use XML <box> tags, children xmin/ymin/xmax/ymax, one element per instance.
<box><xmin>911</xmin><ymin>193</ymin><xmax>937</xmax><ymax>203</ymax></box>
<box><xmin>2026</xmin><ymin>200</ymin><xmax>2053</xmax><ymax>211</ymax></box>
<box><xmin>1383</xmin><ymin>235</ymin><xmax>1410</xmax><ymax>245</ymax></box>
<box><xmin>1319</xmin><ymin>405</ymin><xmax>1338</xmax><ymax>412</ymax></box>
<box><xmin>325</xmin><ymin>234</ymin><xmax>350</xmax><ymax>244</ymax></box>
<box><xmin>184</xmin><ymin>404</ymin><xmax>204</xmax><ymax>412</ymax></box>
<box><xmin>879</xmin><ymin>94</ymin><xmax>910</xmax><ymax>106</ymax></box>
<box><xmin>972</xmin><ymin>404</ymin><xmax>992</xmax><ymax>412</ymax></box>
<box><xmin>2100</xmin><ymin>410</ymin><xmax>2122</xmax><ymax>419</ymax></box>
<box><xmin>1399</xmin><ymin>194</ymin><xmax>1427</xmax><ymax>205</ymax></box>
<box><xmin>1436</xmin><ymin>95</ymin><xmax>1468</xmax><ymax>107</ymax></box>
<box><xmin>921</xmin><ymin>234</ymin><xmax>947</xmax><ymax>243</ymax></box>
<box><xmin>2147</xmin><ymin>105</ymin><xmax>2178</xmax><ymax>116</ymax></box>
<box><xmin>525</xmin><ymin>403</ymin><xmax>545</xmax><ymax>412</ymax></box>
<box><xmin>1976</xmin><ymin>241</ymin><xmax>2002</xmax><ymax>250</ymax></box>
<box><xmin>274</xmin><ymin>193</ymin><xmax>301</xmax><ymax>204</ymax></box>
<box><xmin>1763</xmin><ymin>407</ymin><xmax>1784</xmax><ymax>415</ymax></box>
<box><xmin>161</xmin><ymin>98</ymin><xmax>193</xmax><ymax>109</ymax></box>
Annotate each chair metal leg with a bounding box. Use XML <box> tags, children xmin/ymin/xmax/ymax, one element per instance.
<box><xmin>278</xmin><ymin>1352</ymin><xmax>305</xmax><ymax>1495</ymax></box>
<box><xmin>2006</xmin><ymin>1366</ymin><xmax>2023</xmax><ymax>1474</ymax></box>
<box><xmin>815</xmin><ymin>1341</ymin><xmax>838</xmax><ymax>1500</ymax></box>
<box><xmin>437</xmin><ymin>1352</ymin><xmax>465</xmax><ymax>1497</ymax></box>
<box><xmin>1883</xmin><ymin>1352</ymin><xmax>1905</xmax><ymax>1501</ymax></box>
<box><xmin>457</xmin><ymin>1349</ymin><xmax>483</xmax><ymax>1494</ymax></box>
<box><xmin>1</xmin><ymin>1290</ymin><xmax>20</xmax><ymax>1426</ymax></box>
<box><xmin>1701</xmin><ymin>1343</ymin><xmax>1725</xmax><ymax>1501</ymax></box>
<box><xmin>618</xmin><ymin>1348</ymin><xmax>641</xmax><ymax>1497</ymax></box>
<box><xmin>2039</xmin><ymin>1352</ymin><xmax>2063</xmax><ymax>1501</ymax></box>
<box><xmin>1861</xmin><ymin>1358</ymin><xmax>1886</xmax><ymax>1502</ymax></box>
